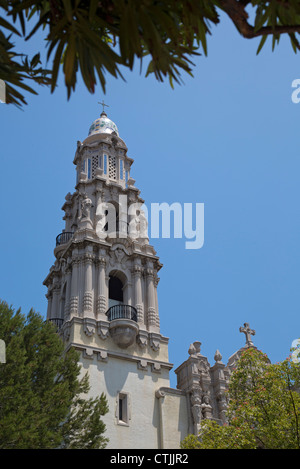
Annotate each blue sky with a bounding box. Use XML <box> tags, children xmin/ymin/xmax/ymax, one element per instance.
<box><xmin>1</xmin><ymin>11</ymin><xmax>300</xmax><ymax>388</ymax></box>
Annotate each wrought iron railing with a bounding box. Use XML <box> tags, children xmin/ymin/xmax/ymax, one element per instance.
<box><xmin>48</xmin><ymin>318</ymin><xmax>64</xmax><ymax>330</ymax></box>
<box><xmin>56</xmin><ymin>231</ymin><xmax>74</xmax><ymax>246</ymax></box>
<box><xmin>106</xmin><ymin>304</ymin><xmax>137</xmax><ymax>322</ymax></box>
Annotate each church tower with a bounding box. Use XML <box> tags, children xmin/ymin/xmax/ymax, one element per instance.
<box><xmin>43</xmin><ymin>108</ymin><xmax>174</xmax><ymax>448</ymax></box>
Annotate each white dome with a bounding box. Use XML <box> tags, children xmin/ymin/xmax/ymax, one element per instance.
<box><xmin>88</xmin><ymin>112</ymin><xmax>119</xmax><ymax>137</ymax></box>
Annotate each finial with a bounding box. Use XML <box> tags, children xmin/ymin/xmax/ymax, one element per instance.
<box><xmin>214</xmin><ymin>349</ymin><xmax>223</xmax><ymax>363</ymax></box>
<box><xmin>239</xmin><ymin>322</ymin><xmax>255</xmax><ymax>347</ymax></box>
<box><xmin>98</xmin><ymin>99</ymin><xmax>109</xmax><ymax>116</ymax></box>
<box><xmin>188</xmin><ymin>341</ymin><xmax>201</xmax><ymax>356</ymax></box>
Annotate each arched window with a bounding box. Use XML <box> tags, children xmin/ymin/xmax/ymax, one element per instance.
<box><xmin>109</xmin><ymin>275</ymin><xmax>123</xmax><ymax>308</ymax></box>
<box><xmin>103</xmin><ymin>201</ymin><xmax>119</xmax><ymax>233</ymax></box>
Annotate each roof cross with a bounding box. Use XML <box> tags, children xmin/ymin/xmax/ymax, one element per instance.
<box><xmin>239</xmin><ymin>322</ymin><xmax>255</xmax><ymax>347</ymax></box>
<box><xmin>98</xmin><ymin>100</ymin><xmax>109</xmax><ymax>114</ymax></box>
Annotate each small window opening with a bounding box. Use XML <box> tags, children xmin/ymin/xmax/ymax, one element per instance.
<box><xmin>118</xmin><ymin>393</ymin><xmax>129</xmax><ymax>425</ymax></box>
<box><xmin>104</xmin><ymin>154</ymin><xmax>107</xmax><ymax>175</ymax></box>
<box><xmin>87</xmin><ymin>158</ymin><xmax>91</xmax><ymax>179</ymax></box>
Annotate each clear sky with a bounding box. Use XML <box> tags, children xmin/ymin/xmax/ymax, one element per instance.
<box><xmin>1</xmin><ymin>11</ymin><xmax>300</xmax><ymax>388</ymax></box>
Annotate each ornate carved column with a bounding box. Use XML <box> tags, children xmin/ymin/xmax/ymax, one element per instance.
<box><xmin>146</xmin><ymin>266</ymin><xmax>157</xmax><ymax>330</ymax></box>
<box><xmin>154</xmin><ymin>275</ymin><xmax>160</xmax><ymax>330</ymax></box>
<box><xmin>69</xmin><ymin>250</ymin><xmax>79</xmax><ymax>318</ymax></box>
<box><xmin>126</xmin><ymin>281</ymin><xmax>132</xmax><ymax>305</ymax></box>
<box><xmin>64</xmin><ymin>260</ymin><xmax>72</xmax><ymax>320</ymax></box>
<box><xmin>132</xmin><ymin>264</ymin><xmax>144</xmax><ymax>324</ymax></box>
<box><xmin>97</xmin><ymin>255</ymin><xmax>107</xmax><ymax>319</ymax></box>
<box><xmin>46</xmin><ymin>290</ymin><xmax>52</xmax><ymax>320</ymax></box>
<box><xmin>83</xmin><ymin>252</ymin><xmax>94</xmax><ymax>318</ymax></box>
<box><xmin>51</xmin><ymin>277</ymin><xmax>60</xmax><ymax>319</ymax></box>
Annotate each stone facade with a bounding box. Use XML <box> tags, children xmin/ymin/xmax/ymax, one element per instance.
<box><xmin>44</xmin><ymin>111</ymin><xmax>256</xmax><ymax>449</ymax></box>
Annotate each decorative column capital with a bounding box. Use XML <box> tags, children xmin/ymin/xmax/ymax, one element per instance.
<box><xmin>99</xmin><ymin>256</ymin><xmax>107</xmax><ymax>266</ymax></box>
<box><xmin>132</xmin><ymin>264</ymin><xmax>143</xmax><ymax>276</ymax></box>
<box><xmin>145</xmin><ymin>268</ymin><xmax>155</xmax><ymax>278</ymax></box>
<box><xmin>71</xmin><ymin>255</ymin><xmax>80</xmax><ymax>266</ymax></box>
<box><xmin>83</xmin><ymin>253</ymin><xmax>95</xmax><ymax>264</ymax></box>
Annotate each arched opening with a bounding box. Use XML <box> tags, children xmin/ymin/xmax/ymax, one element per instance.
<box><xmin>107</xmin><ymin>271</ymin><xmax>138</xmax><ymax>347</ymax></box>
<box><xmin>103</xmin><ymin>201</ymin><xmax>119</xmax><ymax>233</ymax></box>
<box><xmin>109</xmin><ymin>275</ymin><xmax>123</xmax><ymax>308</ymax></box>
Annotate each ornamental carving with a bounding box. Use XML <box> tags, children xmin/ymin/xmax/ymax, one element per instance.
<box><xmin>69</xmin><ymin>296</ymin><xmax>78</xmax><ymax>315</ymax></box>
<box><xmin>97</xmin><ymin>295</ymin><xmax>106</xmax><ymax>316</ymax></box>
<box><xmin>201</xmin><ymin>392</ymin><xmax>213</xmax><ymax>420</ymax></box>
<box><xmin>190</xmin><ymin>388</ymin><xmax>202</xmax><ymax>435</ymax></box>
<box><xmin>137</xmin><ymin>330</ymin><xmax>148</xmax><ymax>348</ymax></box>
<box><xmin>83</xmin><ymin>292</ymin><xmax>93</xmax><ymax>312</ymax></box>
<box><xmin>97</xmin><ymin>321</ymin><xmax>110</xmax><ymax>339</ymax></box>
<box><xmin>149</xmin><ymin>333</ymin><xmax>161</xmax><ymax>352</ymax></box>
<box><xmin>83</xmin><ymin>318</ymin><xmax>96</xmax><ymax>337</ymax></box>
<box><xmin>132</xmin><ymin>265</ymin><xmax>143</xmax><ymax>276</ymax></box>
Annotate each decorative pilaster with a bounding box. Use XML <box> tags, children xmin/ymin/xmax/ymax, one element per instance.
<box><xmin>97</xmin><ymin>255</ymin><xmax>107</xmax><ymax>319</ymax></box>
<box><xmin>154</xmin><ymin>276</ymin><xmax>160</xmax><ymax>330</ymax></box>
<box><xmin>64</xmin><ymin>264</ymin><xmax>72</xmax><ymax>320</ymax></box>
<box><xmin>83</xmin><ymin>252</ymin><xmax>94</xmax><ymax>318</ymax></box>
<box><xmin>51</xmin><ymin>280</ymin><xmax>60</xmax><ymax>319</ymax></box>
<box><xmin>69</xmin><ymin>251</ymin><xmax>79</xmax><ymax>318</ymax></box>
<box><xmin>132</xmin><ymin>264</ymin><xmax>144</xmax><ymax>324</ymax></box>
<box><xmin>146</xmin><ymin>266</ymin><xmax>157</xmax><ymax>331</ymax></box>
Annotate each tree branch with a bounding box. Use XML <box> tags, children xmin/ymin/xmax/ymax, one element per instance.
<box><xmin>218</xmin><ymin>0</ymin><xmax>300</xmax><ymax>39</ymax></box>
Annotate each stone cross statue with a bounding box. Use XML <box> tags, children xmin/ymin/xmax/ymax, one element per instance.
<box><xmin>239</xmin><ymin>322</ymin><xmax>255</xmax><ymax>346</ymax></box>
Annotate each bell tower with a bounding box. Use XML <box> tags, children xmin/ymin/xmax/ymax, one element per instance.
<box><xmin>43</xmin><ymin>109</ymin><xmax>173</xmax><ymax>448</ymax></box>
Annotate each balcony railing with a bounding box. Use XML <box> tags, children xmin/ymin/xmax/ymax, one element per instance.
<box><xmin>56</xmin><ymin>231</ymin><xmax>74</xmax><ymax>246</ymax></box>
<box><xmin>48</xmin><ymin>318</ymin><xmax>64</xmax><ymax>330</ymax></box>
<box><xmin>106</xmin><ymin>304</ymin><xmax>137</xmax><ymax>323</ymax></box>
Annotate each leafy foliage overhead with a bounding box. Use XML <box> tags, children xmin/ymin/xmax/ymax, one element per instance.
<box><xmin>2</xmin><ymin>0</ymin><xmax>300</xmax><ymax>106</ymax></box>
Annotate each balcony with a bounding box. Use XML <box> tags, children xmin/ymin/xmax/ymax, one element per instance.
<box><xmin>106</xmin><ymin>304</ymin><xmax>139</xmax><ymax>348</ymax></box>
<box><xmin>56</xmin><ymin>231</ymin><xmax>74</xmax><ymax>246</ymax></box>
<box><xmin>106</xmin><ymin>304</ymin><xmax>137</xmax><ymax>322</ymax></box>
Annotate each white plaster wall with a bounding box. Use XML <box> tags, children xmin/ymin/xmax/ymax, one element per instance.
<box><xmin>80</xmin><ymin>354</ymin><xmax>171</xmax><ymax>449</ymax></box>
<box><xmin>159</xmin><ymin>392</ymin><xmax>190</xmax><ymax>449</ymax></box>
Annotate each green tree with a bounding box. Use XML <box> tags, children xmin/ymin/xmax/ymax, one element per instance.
<box><xmin>2</xmin><ymin>0</ymin><xmax>300</xmax><ymax>107</ymax></box>
<box><xmin>0</xmin><ymin>300</ymin><xmax>109</xmax><ymax>449</ymax></box>
<box><xmin>181</xmin><ymin>348</ymin><xmax>300</xmax><ymax>449</ymax></box>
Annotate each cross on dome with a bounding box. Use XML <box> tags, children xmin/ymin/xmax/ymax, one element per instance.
<box><xmin>98</xmin><ymin>100</ymin><xmax>109</xmax><ymax>116</ymax></box>
<box><xmin>239</xmin><ymin>322</ymin><xmax>255</xmax><ymax>347</ymax></box>
<box><xmin>88</xmin><ymin>102</ymin><xmax>119</xmax><ymax>137</ymax></box>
